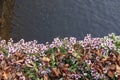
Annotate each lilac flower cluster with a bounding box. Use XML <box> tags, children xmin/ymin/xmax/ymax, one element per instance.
<box><xmin>101</xmin><ymin>36</ymin><xmax>116</xmax><ymax>50</ymax></box>
<box><xmin>82</xmin><ymin>34</ymin><xmax>102</xmax><ymax>49</ymax></box>
<box><xmin>82</xmin><ymin>34</ymin><xmax>117</xmax><ymax>51</ymax></box>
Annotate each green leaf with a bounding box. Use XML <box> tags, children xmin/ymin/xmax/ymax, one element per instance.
<box><xmin>0</xmin><ymin>47</ymin><xmax>8</xmax><ymax>56</ymax></box>
<box><xmin>59</xmin><ymin>47</ymin><xmax>67</xmax><ymax>53</ymax></box>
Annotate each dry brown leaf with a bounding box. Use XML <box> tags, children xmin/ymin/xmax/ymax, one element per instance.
<box><xmin>116</xmin><ymin>65</ymin><xmax>120</xmax><ymax>75</ymax></box>
<box><xmin>96</xmin><ymin>67</ymin><xmax>103</xmax><ymax>74</ymax></box>
<box><xmin>117</xmin><ymin>55</ymin><xmax>120</xmax><ymax>66</ymax></box>
<box><xmin>16</xmin><ymin>72</ymin><xmax>22</xmax><ymax>76</ymax></box>
<box><xmin>65</xmin><ymin>78</ymin><xmax>72</xmax><ymax>80</ymax></box>
<box><xmin>15</xmin><ymin>59</ymin><xmax>24</xmax><ymax>64</ymax></box>
<box><xmin>82</xmin><ymin>55</ymin><xmax>86</xmax><ymax>60</ymax></box>
<box><xmin>26</xmin><ymin>64</ymin><xmax>33</xmax><ymax>67</ymax></box>
<box><xmin>72</xmin><ymin>53</ymin><xmax>77</xmax><ymax>57</ymax></box>
<box><xmin>3</xmin><ymin>71</ymin><xmax>10</xmax><ymax>80</ymax></box>
<box><xmin>65</xmin><ymin>64</ymin><xmax>69</xmax><ymax>67</ymax></box>
<box><xmin>62</xmin><ymin>67</ymin><xmax>70</xmax><ymax>74</ymax></box>
<box><xmin>52</xmin><ymin>68</ymin><xmax>61</xmax><ymax>77</ymax></box>
<box><xmin>107</xmin><ymin>70</ymin><xmax>114</xmax><ymax>78</ymax></box>
<box><xmin>96</xmin><ymin>49</ymin><xmax>102</xmax><ymax>56</ymax></box>
<box><xmin>3</xmin><ymin>66</ymin><xmax>11</xmax><ymax>71</ymax></box>
<box><xmin>0</xmin><ymin>51</ymin><xmax>3</xmax><ymax>54</ymax></box>
<box><xmin>0</xmin><ymin>71</ymin><xmax>2</xmax><ymax>79</ymax></box>
<box><xmin>109</xmin><ymin>64</ymin><xmax>116</xmax><ymax>71</ymax></box>
<box><xmin>102</xmin><ymin>56</ymin><xmax>109</xmax><ymax>62</ymax></box>
<box><xmin>42</xmin><ymin>57</ymin><xmax>50</xmax><ymax>62</ymax></box>
<box><xmin>62</xmin><ymin>73</ymin><xmax>66</xmax><ymax>77</ymax></box>
<box><xmin>44</xmin><ymin>75</ymin><xmax>49</xmax><ymax>80</ymax></box>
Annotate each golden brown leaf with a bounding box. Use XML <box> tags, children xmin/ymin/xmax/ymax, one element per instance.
<box><xmin>26</xmin><ymin>64</ymin><xmax>33</xmax><ymax>67</ymax></box>
<box><xmin>107</xmin><ymin>70</ymin><xmax>114</xmax><ymax>78</ymax></box>
<box><xmin>15</xmin><ymin>59</ymin><xmax>24</xmax><ymax>64</ymax></box>
<box><xmin>0</xmin><ymin>51</ymin><xmax>3</xmax><ymax>54</ymax></box>
<box><xmin>44</xmin><ymin>75</ymin><xmax>49</xmax><ymax>80</ymax></box>
<box><xmin>102</xmin><ymin>56</ymin><xmax>109</xmax><ymax>62</ymax></box>
<box><xmin>42</xmin><ymin>57</ymin><xmax>50</xmax><ymax>62</ymax></box>
<box><xmin>96</xmin><ymin>49</ymin><xmax>102</xmax><ymax>56</ymax></box>
<box><xmin>65</xmin><ymin>64</ymin><xmax>69</xmax><ymax>67</ymax></box>
<box><xmin>52</xmin><ymin>68</ymin><xmax>61</xmax><ymax>77</ymax></box>
<box><xmin>3</xmin><ymin>71</ymin><xmax>10</xmax><ymax>80</ymax></box>
<box><xmin>16</xmin><ymin>72</ymin><xmax>22</xmax><ymax>76</ymax></box>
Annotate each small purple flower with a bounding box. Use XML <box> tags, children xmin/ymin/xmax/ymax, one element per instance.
<box><xmin>0</xmin><ymin>54</ymin><xmax>4</xmax><ymax>60</ymax></box>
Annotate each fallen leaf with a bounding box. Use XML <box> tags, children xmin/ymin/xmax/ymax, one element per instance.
<box><xmin>15</xmin><ymin>59</ymin><xmax>24</xmax><ymax>64</ymax></box>
<box><xmin>3</xmin><ymin>71</ymin><xmax>10</xmax><ymax>80</ymax></box>
<box><xmin>107</xmin><ymin>70</ymin><xmax>114</xmax><ymax>78</ymax></box>
<box><xmin>16</xmin><ymin>72</ymin><xmax>22</xmax><ymax>76</ymax></box>
<box><xmin>44</xmin><ymin>75</ymin><xmax>49</xmax><ymax>80</ymax></box>
<box><xmin>109</xmin><ymin>64</ymin><xmax>116</xmax><ymax>71</ymax></box>
<box><xmin>52</xmin><ymin>68</ymin><xmax>61</xmax><ymax>77</ymax></box>
<box><xmin>96</xmin><ymin>49</ymin><xmax>102</xmax><ymax>56</ymax></box>
<box><xmin>0</xmin><ymin>51</ymin><xmax>3</xmax><ymax>54</ymax></box>
<box><xmin>102</xmin><ymin>56</ymin><xmax>109</xmax><ymax>62</ymax></box>
<box><xmin>0</xmin><ymin>71</ymin><xmax>2</xmax><ymax>79</ymax></box>
<box><xmin>65</xmin><ymin>64</ymin><xmax>69</xmax><ymax>67</ymax></box>
<box><xmin>42</xmin><ymin>57</ymin><xmax>50</xmax><ymax>62</ymax></box>
<box><xmin>116</xmin><ymin>65</ymin><xmax>120</xmax><ymax>75</ymax></box>
<box><xmin>26</xmin><ymin>64</ymin><xmax>33</xmax><ymax>67</ymax></box>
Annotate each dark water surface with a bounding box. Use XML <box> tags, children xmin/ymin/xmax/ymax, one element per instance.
<box><xmin>11</xmin><ymin>0</ymin><xmax>120</xmax><ymax>43</ymax></box>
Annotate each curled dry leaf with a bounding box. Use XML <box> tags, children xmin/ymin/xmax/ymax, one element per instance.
<box><xmin>26</xmin><ymin>63</ymin><xmax>33</xmax><ymax>67</ymax></box>
<box><xmin>107</xmin><ymin>70</ymin><xmax>114</xmax><ymax>78</ymax></box>
<box><xmin>42</xmin><ymin>57</ymin><xmax>50</xmax><ymax>62</ymax></box>
<box><xmin>52</xmin><ymin>68</ymin><xmax>61</xmax><ymax>77</ymax></box>
<box><xmin>96</xmin><ymin>67</ymin><xmax>103</xmax><ymax>74</ymax></box>
<box><xmin>15</xmin><ymin>59</ymin><xmax>24</xmax><ymax>64</ymax></box>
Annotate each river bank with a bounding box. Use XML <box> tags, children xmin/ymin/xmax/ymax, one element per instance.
<box><xmin>0</xmin><ymin>33</ymin><xmax>120</xmax><ymax>80</ymax></box>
